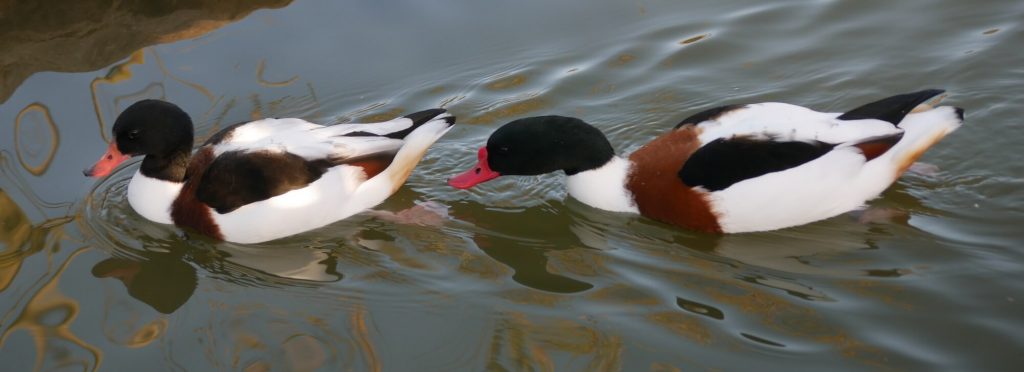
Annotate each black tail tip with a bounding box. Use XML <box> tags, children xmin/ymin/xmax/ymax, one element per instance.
<box><xmin>954</xmin><ymin>107</ymin><xmax>965</xmax><ymax>120</ymax></box>
<box><xmin>837</xmin><ymin>88</ymin><xmax>949</xmax><ymax>125</ymax></box>
<box><xmin>441</xmin><ymin>113</ymin><xmax>456</xmax><ymax>126</ymax></box>
<box><xmin>403</xmin><ymin>108</ymin><xmax>448</xmax><ymax>126</ymax></box>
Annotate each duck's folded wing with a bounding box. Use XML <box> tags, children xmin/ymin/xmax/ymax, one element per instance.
<box><xmin>206</xmin><ymin>110</ymin><xmax>450</xmax><ymax>160</ymax></box>
<box><xmin>688</xmin><ymin>103</ymin><xmax>900</xmax><ymax>145</ymax></box>
<box><xmin>193</xmin><ymin>110</ymin><xmax>452</xmax><ymax>214</ymax></box>
<box><xmin>679</xmin><ymin>131</ymin><xmax>905</xmax><ymax>192</ymax></box>
<box><xmin>679</xmin><ymin>90</ymin><xmax>944</xmax><ymax>146</ymax></box>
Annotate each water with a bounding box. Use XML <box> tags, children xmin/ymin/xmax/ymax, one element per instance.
<box><xmin>2</xmin><ymin>0</ymin><xmax>1023</xmax><ymax>370</ymax></box>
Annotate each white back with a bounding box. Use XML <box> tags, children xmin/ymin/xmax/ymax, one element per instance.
<box><xmin>696</xmin><ymin>103</ymin><xmax>901</xmax><ymax>144</ymax></box>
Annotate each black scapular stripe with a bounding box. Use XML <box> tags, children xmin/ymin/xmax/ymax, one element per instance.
<box><xmin>679</xmin><ymin>136</ymin><xmax>835</xmax><ymax>191</ymax></box>
<box><xmin>837</xmin><ymin>89</ymin><xmax>944</xmax><ymax>125</ymax></box>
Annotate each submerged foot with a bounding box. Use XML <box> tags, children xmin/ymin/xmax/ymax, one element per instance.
<box><xmin>368</xmin><ymin>200</ymin><xmax>450</xmax><ymax>227</ymax></box>
<box><xmin>906</xmin><ymin>162</ymin><xmax>941</xmax><ymax>176</ymax></box>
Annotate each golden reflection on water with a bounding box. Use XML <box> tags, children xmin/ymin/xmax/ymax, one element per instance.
<box><xmin>360</xmin><ymin>108</ymin><xmax>408</xmax><ymax>123</ymax></box>
<box><xmin>465</xmin><ymin>97</ymin><xmax>547</xmax><ymax>124</ymax></box>
<box><xmin>152</xmin><ymin>49</ymin><xmax>217</xmax><ymax>103</ymax></box>
<box><xmin>485</xmin><ymin>74</ymin><xmax>528</xmax><ymax>90</ymax></box>
<box><xmin>0</xmin><ymin>189</ymin><xmax>33</xmax><ymax>291</ymax></box>
<box><xmin>350</xmin><ymin>305</ymin><xmax>381</xmax><ymax>372</ymax></box>
<box><xmin>487</xmin><ymin>313</ymin><xmax>625</xmax><ymax>371</ymax></box>
<box><xmin>256</xmin><ymin>59</ymin><xmax>300</xmax><ymax>87</ymax></box>
<box><xmin>13</xmin><ymin>103</ymin><xmax>59</xmax><ymax>176</ymax></box>
<box><xmin>0</xmin><ymin>178</ymin><xmax>75</xmax><ymax>292</ymax></box>
<box><xmin>1</xmin><ymin>161</ymin><xmax>97</xmax><ymax>369</ymax></box>
<box><xmin>0</xmin><ymin>247</ymin><xmax>103</xmax><ymax>372</ymax></box>
<box><xmin>191</xmin><ymin>301</ymin><xmax>383</xmax><ymax>371</ymax></box>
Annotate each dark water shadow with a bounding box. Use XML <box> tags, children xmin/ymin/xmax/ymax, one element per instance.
<box><xmin>448</xmin><ymin>200</ymin><xmax>598</xmax><ymax>294</ymax></box>
<box><xmin>91</xmin><ymin>251</ymin><xmax>196</xmax><ymax>314</ymax></box>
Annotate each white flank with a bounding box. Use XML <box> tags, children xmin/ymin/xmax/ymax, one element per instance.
<box><xmin>127</xmin><ymin>170</ymin><xmax>182</xmax><ymax>224</ymax></box>
<box><xmin>565</xmin><ymin>156</ymin><xmax>639</xmax><ymax>213</ymax></box>
<box><xmin>709</xmin><ymin>106</ymin><xmax>962</xmax><ymax>233</ymax></box>
<box><xmin>212</xmin><ymin>113</ymin><xmax>453</xmax><ymax>244</ymax></box>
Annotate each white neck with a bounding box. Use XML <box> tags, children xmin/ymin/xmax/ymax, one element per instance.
<box><xmin>127</xmin><ymin>170</ymin><xmax>183</xmax><ymax>224</ymax></box>
<box><xmin>565</xmin><ymin>156</ymin><xmax>638</xmax><ymax>214</ymax></box>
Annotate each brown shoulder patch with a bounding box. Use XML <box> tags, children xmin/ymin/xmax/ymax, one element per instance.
<box><xmin>852</xmin><ymin>133</ymin><xmax>903</xmax><ymax>161</ymax></box>
<box><xmin>346</xmin><ymin>152</ymin><xmax>396</xmax><ymax>180</ymax></box>
<box><xmin>171</xmin><ymin>147</ymin><xmax>224</xmax><ymax>240</ymax></box>
<box><xmin>627</xmin><ymin>127</ymin><xmax>722</xmax><ymax>233</ymax></box>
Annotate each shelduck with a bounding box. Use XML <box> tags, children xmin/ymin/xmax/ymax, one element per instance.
<box><xmin>449</xmin><ymin>89</ymin><xmax>964</xmax><ymax>233</ymax></box>
<box><xmin>85</xmin><ymin>100</ymin><xmax>455</xmax><ymax>243</ymax></box>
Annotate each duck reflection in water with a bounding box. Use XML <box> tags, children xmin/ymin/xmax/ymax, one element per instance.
<box><xmin>92</xmin><ymin>253</ymin><xmax>197</xmax><ymax>314</ymax></box>
<box><xmin>91</xmin><ymin>240</ymin><xmax>345</xmax><ymax>314</ymax></box>
<box><xmin>88</xmin><ymin>196</ymin><xmax>460</xmax><ymax>313</ymax></box>
<box><xmin>446</xmin><ymin>199</ymin><xmax>600</xmax><ymax>294</ymax></box>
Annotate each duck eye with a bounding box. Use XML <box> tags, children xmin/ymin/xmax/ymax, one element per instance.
<box><xmin>127</xmin><ymin>130</ymin><xmax>140</xmax><ymax>140</ymax></box>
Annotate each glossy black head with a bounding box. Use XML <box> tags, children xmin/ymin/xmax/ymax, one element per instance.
<box><xmin>485</xmin><ymin>116</ymin><xmax>615</xmax><ymax>176</ymax></box>
<box><xmin>89</xmin><ymin>99</ymin><xmax>196</xmax><ymax>181</ymax></box>
<box><xmin>112</xmin><ymin>99</ymin><xmax>194</xmax><ymax>157</ymax></box>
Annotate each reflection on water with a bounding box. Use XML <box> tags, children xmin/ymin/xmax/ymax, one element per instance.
<box><xmin>13</xmin><ymin>103</ymin><xmax>59</xmax><ymax>176</ymax></box>
<box><xmin>91</xmin><ymin>254</ymin><xmax>197</xmax><ymax>314</ymax></box>
<box><xmin>0</xmin><ymin>0</ymin><xmax>293</xmax><ymax>103</ymax></box>
<box><xmin>459</xmin><ymin>202</ymin><xmax>596</xmax><ymax>293</ymax></box>
<box><xmin>2</xmin><ymin>0</ymin><xmax>1023</xmax><ymax>370</ymax></box>
<box><xmin>0</xmin><ymin>185</ymin><xmax>97</xmax><ymax>371</ymax></box>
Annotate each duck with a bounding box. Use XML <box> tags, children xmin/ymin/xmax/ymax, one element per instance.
<box><xmin>449</xmin><ymin>89</ymin><xmax>964</xmax><ymax>233</ymax></box>
<box><xmin>85</xmin><ymin>99</ymin><xmax>455</xmax><ymax>244</ymax></box>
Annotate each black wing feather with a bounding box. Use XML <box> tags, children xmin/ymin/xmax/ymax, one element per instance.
<box><xmin>679</xmin><ymin>136</ymin><xmax>835</xmax><ymax>191</ymax></box>
<box><xmin>837</xmin><ymin>89</ymin><xmax>944</xmax><ymax>125</ymax></box>
<box><xmin>343</xmin><ymin>108</ymin><xmax>451</xmax><ymax>139</ymax></box>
